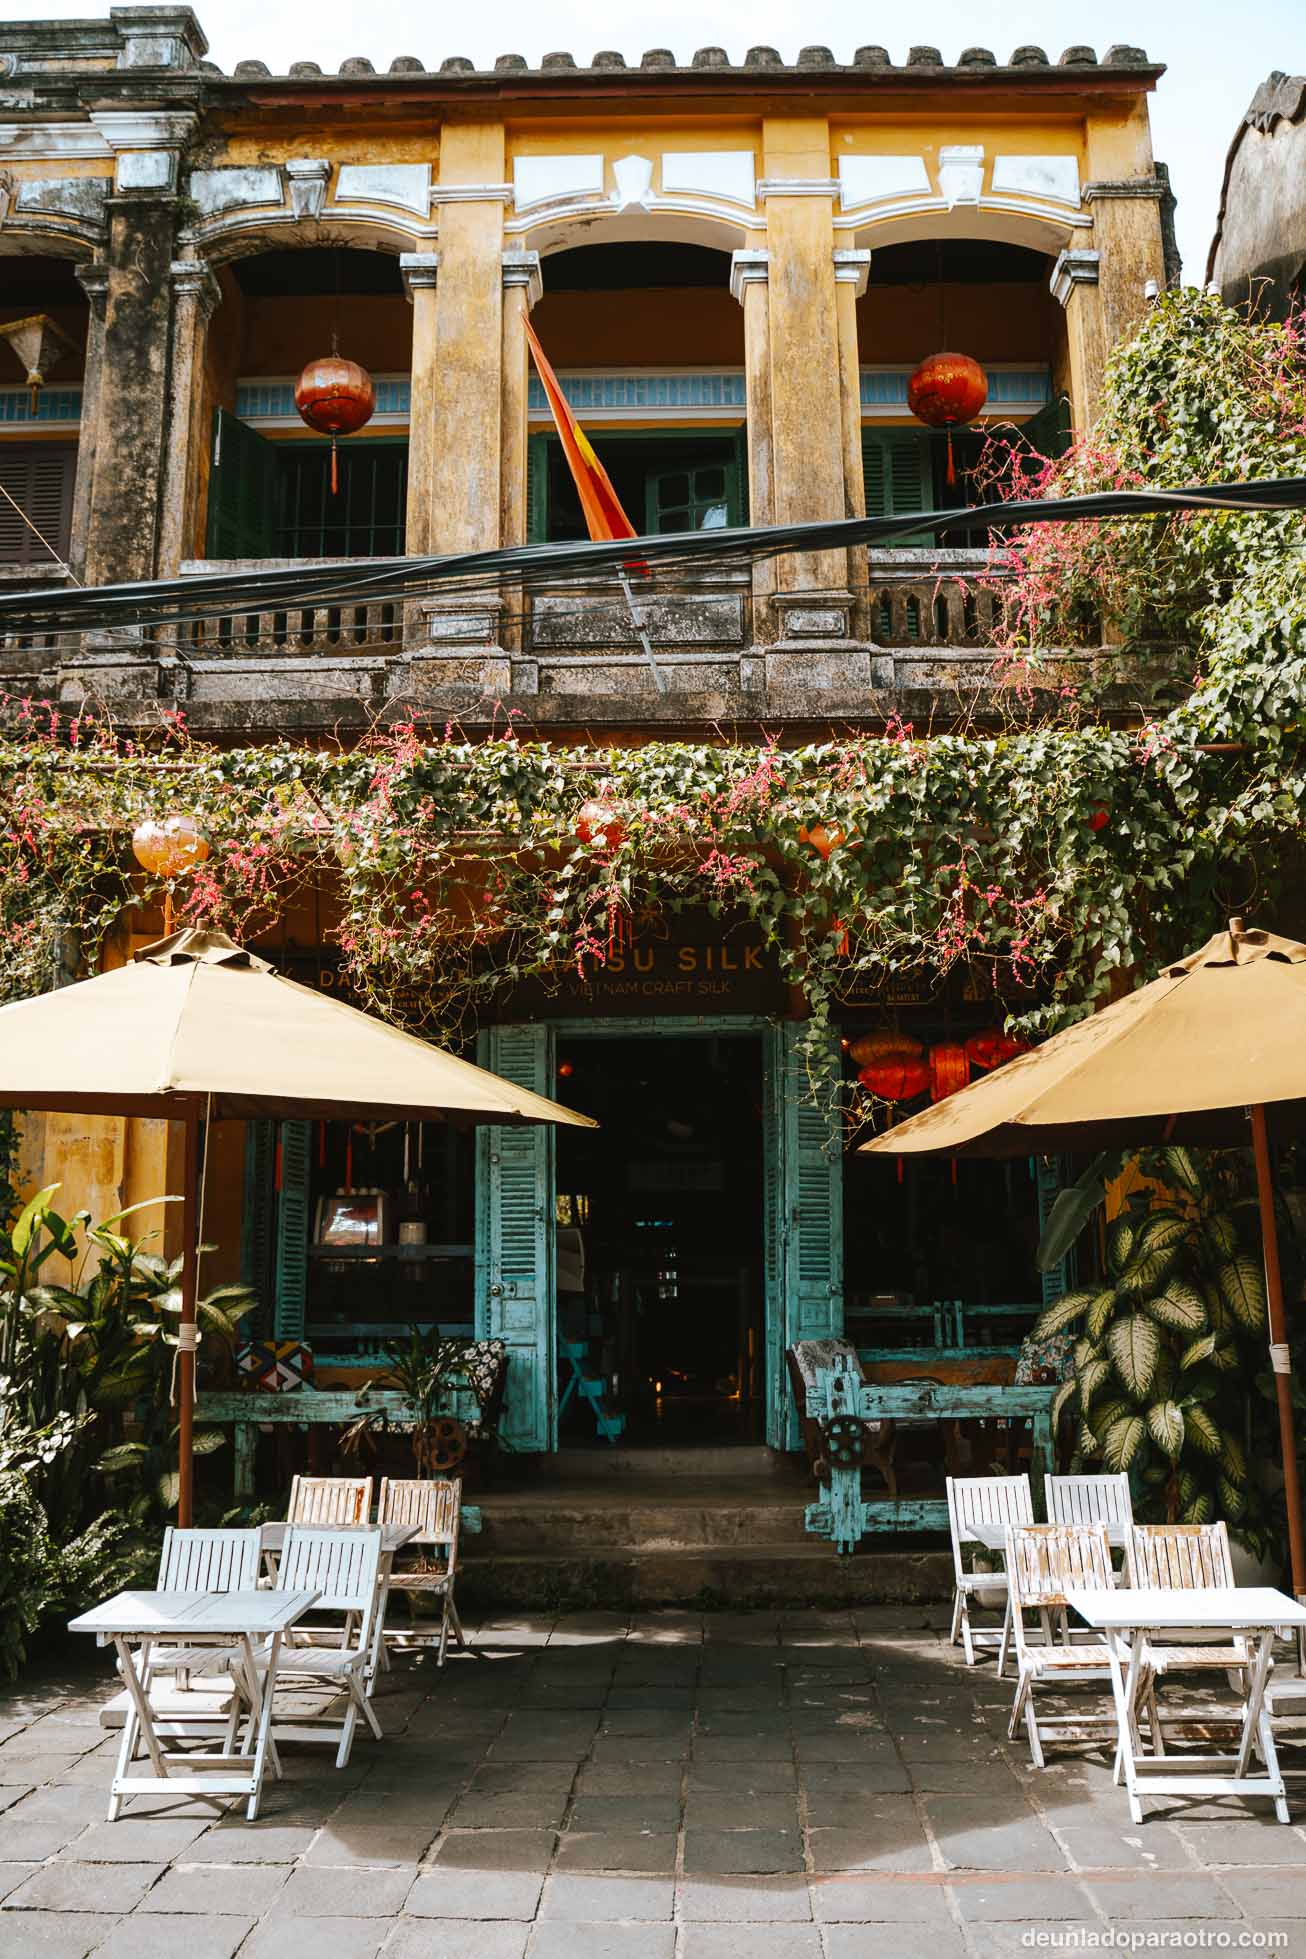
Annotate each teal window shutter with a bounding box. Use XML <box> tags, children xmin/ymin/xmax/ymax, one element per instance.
<box><xmin>731</xmin><ymin>424</ymin><xmax>749</xmax><ymax>524</ymax></box>
<box><xmin>1034</xmin><ymin>1155</ymin><xmax>1075</xmax><ymax>1307</ymax></box>
<box><xmin>475</xmin><ymin>1024</ymin><xmax>557</xmax><ymax>1451</ymax></box>
<box><xmin>241</xmin><ymin>1119</ymin><xmax>276</xmax><ymax>1338</ymax></box>
<box><xmin>206</xmin><ymin>407</ymin><xmax>279</xmax><ymax>559</ymax></box>
<box><xmin>525</xmin><ymin>434</ymin><xmax>550</xmax><ymax>543</ymax></box>
<box><xmin>1014</xmin><ymin>392</ymin><xmax>1073</xmax><ymax>463</ymax></box>
<box><xmin>763</xmin><ymin>1022</ymin><xmax>845</xmax><ymax>1449</ymax></box>
<box><xmin>273</xmin><ymin>1119</ymin><xmax>312</xmax><ymax>1341</ymax></box>
<box><xmin>862</xmin><ymin>429</ymin><xmax>932</xmax><ymax>518</ymax></box>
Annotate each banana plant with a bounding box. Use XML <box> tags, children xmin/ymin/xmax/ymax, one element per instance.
<box><xmin>1033</xmin><ymin>1146</ymin><xmax>1269</xmax><ymax>1534</ymax></box>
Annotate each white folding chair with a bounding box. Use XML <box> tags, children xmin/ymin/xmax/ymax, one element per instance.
<box><xmin>257</xmin><ymin>1526</ymin><xmax>385</xmax><ymax>1767</ymax></box>
<box><xmin>287</xmin><ymin>1474</ymin><xmax>374</xmax><ymax>1525</ymax></box>
<box><xmin>1046</xmin><ymin>1473</ymin><xmax>1133</xmax><ymax>1530</ymax></box>
<box><xmin>1006</xmin><ymin>1522</ymin><xmax>1125</xmax><ymax>1768</ymax></box>
<box><xmin>1123</xmin><ymin>1522</ymin><xmax>1252</xmax><ymax>1743</ymax></box>
<box><xmin>946</xmin><ymin>1473</ymin><xmax>1033</xmax><ymax>1674</ymax></box>
<box><xmin>377</xmin><ymin>1477</ymin><xmax>467</xmax><ymax>1668</ymax></box>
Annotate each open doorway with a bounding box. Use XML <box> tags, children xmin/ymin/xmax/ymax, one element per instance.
<box><xmin>554</xmin><ymin>1034</ymin><xmax>765</xmax><ymax>1444</ymax></box>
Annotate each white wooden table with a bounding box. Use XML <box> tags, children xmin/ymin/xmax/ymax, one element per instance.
<box><xmin>69</xmin><ymin>1588</ymin><xmax>319</xmax><ymax>1822</ymax></box>
<box><xmin>1065</xmin><ymin>1585</ymin><xmax>1306</xmax><ymax>1824</ymax></box>
<box><xmin>258</xmin><ymin>1522</ymin><xmax>417</xmax><ymax>1690</ymax></box>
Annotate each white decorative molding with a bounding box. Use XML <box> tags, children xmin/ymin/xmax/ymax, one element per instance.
<box><xmin>400</xmin><ymin>251</ymin><xmax>439</xmax><ymax>298</ymax></box>
<box><xmin>89</xmin><ymin>111</ymin><xmax>197</xmax><ymax>153</ymax></box>
<box><xmin>116</xmin><ymin>150</ymin><xmax>176</xmax><ymax>192</ymax></box>
<box><xmin>501</xmin><ymin>248</ymin><xmax>543</xmax><ymax>310</ymax></box>
<box><xmin>335</xmin><ymin>163</ymin><xmax>430</xmax><ymax>216</ymax></box>
<box><xmin>0</xmin><ymin>121</ymin><xmax>112</xmax><ymax>159</ymax></box>
<box><xmin>612</xmin><ymin>154</ymin><xmax>654</xmax><ymax>211</ymax></box>
<box><xmin>1082</xmin><ymin>178</ymin><xmax>1169</xmax><ymax>203</ymax></box>
<box><xmin>729</xmin><ymin>249</ymin><xmax>769</xmax><ymax>303</ymax></box>
<box><xmin>13</xmin><ymin>176</ymin><xmax>110</xmax><ymax>226</ymax></box>
<box><xmin>285</xmin><ymin>157</ymin><xmax>330</xmax><ymax>221</ymax></box>
<box><xmin>430</xmin><ymin>183</ymin><xmax>513</xmax><ymax>205</ymax></box>
<box><xmin>838</xmin><ymin>155</ymin><xmax>930</xmax><ymax>210</ymax></box>
<box><xmin>832</xmin><ymin>248</ymin><xmax>871</xmax><ymax>295</ymax></box>
<box><xmin>938</xmin><ymin>145</ymin><xmax>985</xmax><ymax>207</ymax></box>
<box><xmin>1050</xmin><ymin>247</ymin><xmax>1100</xmax><ymax>306</ymax></box>
<box><xmin>661</xmin><ymin>151</ymin><xmax>755</xmax><ymax>208</ymax></box>
<box><xmin>757</xmin><ymin>177</ymin><xmax>840</xmax><ymax>199</ymax></box>
<box><xmin>992</xmin><ymin>155</ymin><xmax>1080</xmax><ymax>206</ymax></box>
<box><xmin>512</xmin><ymin>154</ymin><xmax>604</xmax><ymax>211</ymax></box>
<box><xmin>189</xmin><ymin>165</ymin><xmax>283</xmax><ymax>219</ymax></box>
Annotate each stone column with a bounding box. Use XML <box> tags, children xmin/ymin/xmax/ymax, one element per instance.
<box><xmin>758</xmin><ymin>118</ymin><xmax>852</xmax><ymax>640</ymax></box>
<box><xmin>731</xmin><ymin>248</ymin><xmax>775</xmax><ymax>646</ymax></box>
<box><xmin>82</xmin><ymin>113</ymin><xmax>195</xmax><ymax>586</ymax></box>
<box><xmin>157</xmin><ymin>258</ymin><xmax>221</xmax><ymax>576</ymax></box>
<box><xmin>400</xmin><ymin>253</ymin><xmax>440</xmax><ymax>554</ymax></box>
<box><xmin>69</xmin><ymin>261</ymin><xmax>108</xmax><ymax>578</ymax></box>
<box><xmin>428</xmin><ymin>124</ymin><xmax>509</xmax><ymax>555</ymax></box>
<box><xmin>1051</xmin><ymin>249</ymin><xmax>1105</xmax><ymax>429</ymax></box>
<box><xmin>833</xmin><ymin>249</ymin><xmax>871</xmax><ymax>637</ymax></box>
<box><xmin>500</xmin><ymin>250</ymin><xmax>542</xmax><ymax>552</ymax></box>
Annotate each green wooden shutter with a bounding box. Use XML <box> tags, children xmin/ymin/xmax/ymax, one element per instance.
<box><xmin>206</xmin><ymin>407</ymin><xmax>279</xmax><ymax>559</ymax></box>
<box><xmin>763</xmin><ymin>1021</ymin><xmax>845</xmax><ymax>1449</ymax></box>
<box><xmin>862</xmin><ymin>430</ymin><xmax>932</xmax><ymax>518</ymax></box>
<box><xmin>475</xmin><ymin>1023</ymin><xmax>556</xmax><ymax>1452</ymax></box>
<box><xmin>273</xmin><ymin>1119</ymin><xmax>312</xmax><ymax>1341</ymax></box>
<box><xmin>731</xmin><ymin>424</ymin><xmax>749</xmax><ymax>524</ymax></box>
<box><xmin>1035</xmin><ymin>1155</ymin><xmax>1074</xmax><ymax>1308</ymax></box>
<box><xmin>525</xmin><ymin>434</ymin><xmax>550</xmax><ymax>543</ymax></box>
<box><xmin>241</xmin><ymin>1119</ymin><xmax>276</xmax><ymax>1338</ymax></box>
<box><xmin>1015</xmin><ymin>393</ymin><xmax>1073</xmax><ymax>464</ymax></box>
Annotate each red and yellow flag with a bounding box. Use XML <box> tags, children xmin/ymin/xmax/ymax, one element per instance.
<box><xmin>525</xmin><ymin>320</ymin><xmax>638</xmax><ymax>544</ymax></box>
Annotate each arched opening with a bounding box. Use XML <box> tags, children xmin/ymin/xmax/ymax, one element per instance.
<box><xmin>199</xmin><ymin>245</ymin><xmax>410</xmax><ymax>564</ymax></box>
<box><xmin>526</xmin><ymin>238</ymin><xmax>745</xmax><ymax>544</ymax></box>
<box><xmin>857</xmin><ymin>237</ymin><xmax>1071</xmax><ymax>545</ymax></box>
<box><xmin>0</xmin><ymin>256</ymin><xmax>88</xmax><ymax>573</ymax></box>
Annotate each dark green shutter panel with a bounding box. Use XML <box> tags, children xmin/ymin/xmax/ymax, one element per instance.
<box><xmin>206</xmin><ymin>407</ymin><xmax>279</xmax><ymax>559</ymax></box>
<box><xmin>273</xmin><ymin>1119</ymin><xmax>312</xmax><ymax>1341</ymax></box>
<box><xmin>862</xmin><ymin>430</ymin><xmax>931</xmax><ymax>518</ymax></box>
<box><xmin>731</xmin><ymin>423</ymin><xmax>749</xmax><ymax>524</ymax></box>
<box><xmin>763</xmin><ymin>1022</ymin><xmax>845</xmax><ymax>1449</ymax></box>
<box><xmin>241</xmin><ymin>1119</ymin><xmax>276</xmax><ymax>1338</ymax></box>
<box><xmin>1035</xmin><ymin>1155</ymin><xmax>1075</xmax><ymax>1308</ymax></box>
<box><xmin>525</xmin><ymin>434</ymin><xmax>549</xmax><ymax>543</ymax></box>
<box><xmin>475</xmin><ymin>1024</ymin><xmax>556</xmax><ymax>1451</ymax></box>
<box><xmin>1016</xmin><ymin>393</ymin><xmax>1073</xmax><ymax>463</ymax></box>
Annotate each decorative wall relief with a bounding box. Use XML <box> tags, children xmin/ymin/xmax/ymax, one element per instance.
<box><xmin>837</xmin><ymin>155</ymin><xmax>932</xmax><ymax>210</ymax></box>
<box><xmin>612</xmin><ymin>155</ymin><xmax>654</xmax><ymax>210</ymax></box>
<box><xmin>334</xmin><ymin>163</ymin><xmax>430</xmax><ymax>216</ymax></box>
<box><xmin>937</xmin><ymin>145</ymin><xmax>985</xmax><ymax>206</ymax></box>
<box><xmin>512</xmin><ymin>154</ymin><xmax>604</xmax><ymax>210</ymax></box>
<box><xmin>991</xmin><ymin>155</ymin><xmax>1081</xmax><ymax>206</ymax></box>
<box><xmin>189</xmin><ymin>166</ymin><xmax>283</xmax><ymax>218</ymax></box>
<box><xmin>660</xmin><ymin>151</ymin><xmax>756</xmax><ymax>207</ymax></box>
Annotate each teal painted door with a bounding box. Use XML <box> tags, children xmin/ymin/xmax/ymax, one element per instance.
<box><xmin>763</xmin><ymin>1022</ymin><xmax>845</xmax><ymax>1449</ymax></box>
<box><xmin>475</xmin><ymin>1024</ymin><xmax>557</xmax><ymax>1452</ymax></box>
<box><xmin>272</xmin><ymin>1118</ymin><xmax>312</xmax><ymax>1340</ymax></box>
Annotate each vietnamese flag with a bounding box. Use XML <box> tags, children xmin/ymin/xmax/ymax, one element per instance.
<box><xmin>524</xmin><ymin>320</ymin><xmax>639</xmax><ymax>545</ymax></box>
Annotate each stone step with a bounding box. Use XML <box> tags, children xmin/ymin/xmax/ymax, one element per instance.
<box><xmin>459</xmin><ymin>1544</ymin><xmax>953</xmax><ymax>1611</ymax></box>
<box><xmin>541</xmin><ymin>1446</ymin><xmax>788</xmax><ymax>1480</ymax></box>
<box><xmin>474</xmin><ymin>1498</ymin><xmax>813</xmax><ymax>1553</ymax></box>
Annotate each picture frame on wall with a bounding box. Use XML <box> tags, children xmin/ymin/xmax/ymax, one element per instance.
<box><xmin>315</xmin><ymin>1189</ymin><xmax>389</xmax><ymax>1248</ymax></box>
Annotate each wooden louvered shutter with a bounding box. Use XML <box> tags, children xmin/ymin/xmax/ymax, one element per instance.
<box><xmin>1035</xmin><ymin>1155</ymin><xmax>1075</xmax><ymax>1308</ymax></box>
<box><xmin>241</xmin><ymin>1120</ymin><xmax>276</xmax><ymax>1338</ymax></box>
<box><xmin>861</xmin><ymin>430</ymin><xmax>932</xmax><ymax>518</ymax></box>
<box><xmin>0</xmin><ymin>443</ymin><xmax>76</xmax><ymax>566</ymax></box>
<box><xmin>1015</xmin><ymin>393</ymin><xmax>1073</xmax><ymax>464</ymax></box>
<box><xmin>206</xmin><ymin>407</ymin><xmax>279</xmax><ymax>559</ymax></box>
<box><xmin>273</xmin><ymin>1119</ymin><xmax>312</xmax><ymax>1341</ymax></box>
<box><xmin>763</xmin><ymin>1022</ymin><xmax>845</xmax><ymax>1449</ymax></box>
<box><xmin>475</xmin><ymin>1023</ymin><xmax>556</xmax><ymax>1451</ymax></box>
<box><xmin>525</xmin><ymin>434</ymin><xmax>549</xmax><ymax>543</ymax></box>
<box><xmin>731</xmin><ymin>423</ymin><xmax>749</xmax><ymax>524</ymax></box>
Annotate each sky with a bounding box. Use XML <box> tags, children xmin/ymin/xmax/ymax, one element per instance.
<box><xmin>7</xmin><ymin>0</ymin><xmax>1304</xmax><ymax>281</ymax></box>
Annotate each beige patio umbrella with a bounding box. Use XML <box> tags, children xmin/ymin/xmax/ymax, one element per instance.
<box><xmin>861</xmin><ymin>917</ymin><xmax>1306</xmax><ymax>1592</ymax></box>
<box><xmin>0</xmin><ymin>927</ymin><xmax>595</xmax><ymax>1522</ymax></box>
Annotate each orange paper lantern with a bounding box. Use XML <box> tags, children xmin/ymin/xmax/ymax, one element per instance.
<box><xmin>928</xmin><ymin>1042</ymin><xmax>971</xmax><ymax>1103</ymax></box>
<box><xmin>575</xmin><ymin>800</ymin><xmax>626</xmax><ymax>852</ymax></box>
<box><xmin>850</xmin><ymin>1030</ymin><xmax>923</xmax><ymax>1068</ymax></box>
<box><xmin>294</xmin><ymin>355</ymin><xmax>376</xmax><ymax>493</ymax></box>
<box><xmin>131</xmin><ymin>812</ymin><xmax>210</xmax><ymax>880</ymax></box>
<box><xmin>859</xmin><ymin>1059</ymin><xmax>930</xmax><ymax>1102</ymax></box>
<box><xmin>798</xmin><ymin>821</ymin><xmax>845</xmax><ymax>862</ymax></box>
<box><xmin>907</xmin><ymin>350</ymin><xmax>988</xmax><ymax>487</ymax></box>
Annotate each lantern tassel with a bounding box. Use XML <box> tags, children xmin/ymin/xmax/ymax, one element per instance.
<box><xmin>945</xmin><ymin>428</ymin><xmax>957</xmax><ymax>489</ymax></box>
<box><xmin>330</xmin><ymin>436</ymin><xmax>339</xmax><ymax>497</ymax></box>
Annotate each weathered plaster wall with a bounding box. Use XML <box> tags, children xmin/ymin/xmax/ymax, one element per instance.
<box><xmin>1212</xmin><ymin>114</ymin><xmax>1306</xmax><ymax>316</ymax></box>
<box><xmin>532</xmin><ymin>286</ymin><xmax>744</xmax><ymax>366</ymax></box>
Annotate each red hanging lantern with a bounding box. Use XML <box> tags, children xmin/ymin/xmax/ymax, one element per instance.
<box><xmin>850</xmin><ymin>1029</ymin><xmax>922</xmax><ymax>1068</ymax></box>
<box><xmin>928</xmin><ymin>1041</ymin><xmax>971</xmax><ymax>1102</ymax></box>
<box><xmin>575</xmin><ymin>800</ymin><xmax>626</xmax><ymax>853</ymax></box>
<box><xmin>798</xmin><ymin>821</ymin><xmax>846</xmax><ymax>862</ymax></box>
<box><xmin>859</xmin><ymin>1059</ymin><xmax>930</xmax><ymax>1102</ymax></box>
<box><xmin>907</xmin><ymin>351</ymin><xmax>988</xmax><ymax>489</ymax></box>
<box><xmin>965</xmin><ymin>1027</ymin><xmax>1006</xmax><ymax>1072</ymax></box>
<box><xmin>294</xmin><ymin>355</ymin><xmax>376</xmax><ymax>494</ymax></box>
<box><xmin>1088</xmin><ymin>805</ymin><xmax>1110</xmax><ymax>832</ymax></box>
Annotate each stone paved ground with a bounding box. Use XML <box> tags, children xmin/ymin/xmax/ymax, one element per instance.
<box><xmin>2</xmin><ymin>1606</ymin><xmax>1305</xmax><ymax>1958</ymax></box>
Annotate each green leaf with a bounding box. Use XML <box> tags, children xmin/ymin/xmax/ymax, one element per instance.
<box><xmin>1102</xmin><ymin>1413</ymin><xmax>1146</xmax><ymax>1470</ymax></box>
<box><xmin>1036</xmin><ymin>1152</ymin><xmax>1119</xmax><ymax>1272</ymax></box>
<box><xmin>96</xmin><ymin>1442</ymin><xmax>147</xmax><ymax>1471</ymax></box>
<box><xmin>1086</xmin><ymin>1288</ymin><xmax>1117</xmax><ymax>1341</ymax></box>
<box><xmin>1183</xmin><ymin>1404</ymin><xmax>1223</xmax><ymax>1456</ymax></box>
<box><xmin>1106</xmin><ymin>1218</ymin><xmax>1137</xmax><ymax>1279</ymax></box>
<box><xmin>1217</xmin><ymin>1257</ymin><xmax>1267</xmax><ymax>1330</ymax></box>
<box><xmin>1220</xmin><ymin>1433</ymin><xmax>1247</xmax><ymax>1483</ymax></box>
<box><xmin>190</xmin><ymin>1428</ymin><xmax>228</xmax><ymax>1457</ymax></box>
<box><xmin>1033</xmin><ymin>1288</ymin><xmax>1096</xmax><ymax>1338</ymax></box>
<box><xmin>1204</xmin><ymin>1210</ymin><xmax>1239</xmax><ymax>1259</ymax></box>
<box><xmin>1107</xmin><ymin>1314</ymin><xmax>1161</xmax><ymax>1397</ymax></box>
<box><xmin>1210</xmin><ymin>1340</ymin><xmax>1241</xmax><ymax>1372</ymax></box>
<box><xmin>1143</xmin><ymin>1280</ymin><xmax>1208</xmax><ymax>1334</ymax></box>
<box><xmin>1162</xmin><ymin>1146</ymin><xmax>1203</xmax><ymax>1196</ymax></box>
<box><xmin>1181</xmin><ymin>1489</ymin><xmax>1214</xmax><ymax>1525</ymax></box>
<box><xmin>1117</xmin><ymin>1235</ymin><xmax>1184</xmax><ymax>1300</ymax></box>
<box><xmin>11</xmin><ymin>1184</ymin><xmax>59</xmax><ymax>1257</ymax></box>
<box><xmin>1217</xmin><ymin>1474</ymin><xmax>1246</xmax><ymax>1520</ymax></box>
<box><xmin>1146</xmin><ymin>1399</ymin><xmax>1185</xmax><ymax>1459</ymax></box>
<box><xmin>156</xmin><ymin>1471</ymin><xmax>181</xmax><ymax>1511</ymax></box>
<box><xmin>1179</xmin><ymin>1333</ymin><xmax>1217</xmax><ymax>1370</ymax></box>
<box><xmin>1078</xmin><ymin>1354</ymin><xmax>1113</xmax><ymax>1404</ymax></box>
<box><xmin>1051</xmin><ymin>1377</ymin><xmax>1078</xmax><ymax>1425</ymax></box>
<box><xmin>95</xmin><ymin>1196</ymin><xmax>181</xmax><ymax>1232</ymax></box>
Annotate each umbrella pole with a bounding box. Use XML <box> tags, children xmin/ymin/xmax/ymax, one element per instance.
<box><xmin>1250</xmin><ymin>1102</ymin><xmax>1306</xmax><ymax>1596</ymax></box>
<box><xmin>177</xmin><ymin>1109</ymin><xmax>200</xmax><ymax>1529</ymax></box>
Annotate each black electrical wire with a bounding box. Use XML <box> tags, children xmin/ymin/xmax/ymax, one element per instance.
<box><xmin>2</xmin><ymin>477</ymin><xmax>1304</xmax><ymax>637</ymax></box>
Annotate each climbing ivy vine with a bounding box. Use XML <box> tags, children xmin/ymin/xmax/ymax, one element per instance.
<box><xmin>1</xmin><ymin>291</ymin><xmax>1304</xmax><ymax>1081</ymax></box>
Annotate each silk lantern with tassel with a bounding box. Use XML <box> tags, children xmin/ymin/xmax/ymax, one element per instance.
<box><xmin>907</xmin><ymin>351</ymin><xmax>988</xmax><ymax>489</ymax></box>
<box><xmin>294</xmin><ymin>353</ymin><xmax>376</xmax><ymax>494</ymax></box>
